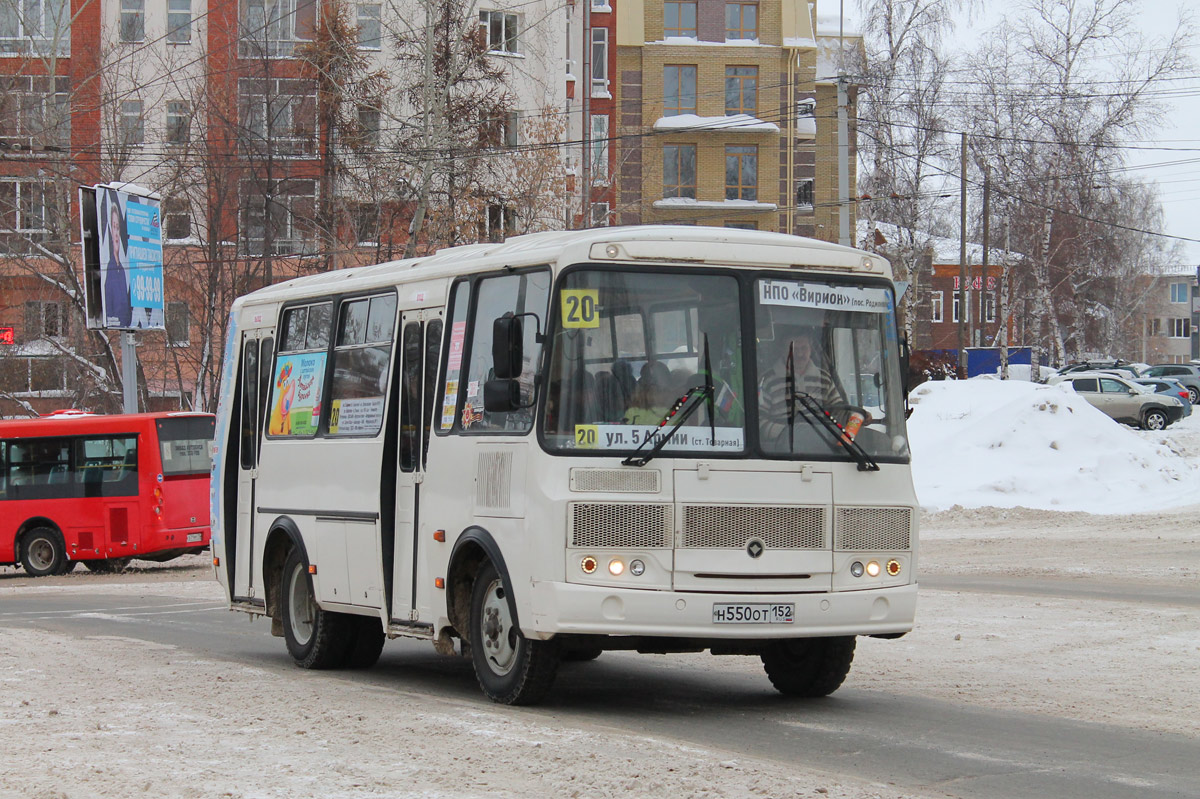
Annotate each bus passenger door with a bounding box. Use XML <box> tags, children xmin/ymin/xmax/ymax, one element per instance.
<box><xmin>391</xmin><ymin>310</ymin><xmax>443</xmax><ymax>624</ymax></box>
<box><xmin>233</xmin><ymin>331</ymin><xmax>273</xmax><ymax>600</ymax></box>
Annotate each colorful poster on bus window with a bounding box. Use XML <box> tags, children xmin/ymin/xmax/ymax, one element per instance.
<box><xmin>269</xmin><ymin>353</ymin><xmax>327</xmax><ymax>436</ymax></box>
<box><xmin>440</xmin><ymin>321</ymin><xmax>467</xmax><ymax>430</ymax></box>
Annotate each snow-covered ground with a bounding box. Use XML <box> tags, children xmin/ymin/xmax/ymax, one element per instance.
<box><xmin>907</xmin><ymin>377</ymin><xmax>1200</xmax><ymax>513</ymax></box>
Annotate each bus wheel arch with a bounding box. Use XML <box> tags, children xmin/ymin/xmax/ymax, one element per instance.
<box><xmin>262</xmin><ymin>518</ymin><xmax>308</xmax><ymax>635</ymax></box>
<box><xmin>446</xmin><ymin>527</ymin><xmax>515</xmax><ymax>638</ymax></box>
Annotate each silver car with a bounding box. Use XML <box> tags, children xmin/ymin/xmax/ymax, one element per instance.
<box><xmin>1048</xmin><ymin>372</ymin><xmax>1185</xmax><ymax>430</ymax></box>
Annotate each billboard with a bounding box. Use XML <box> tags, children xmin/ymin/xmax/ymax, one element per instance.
<box><xmin>80</xmin><ymin>184</ymin><xmax>164</xmax><ymax>330</ymax></box>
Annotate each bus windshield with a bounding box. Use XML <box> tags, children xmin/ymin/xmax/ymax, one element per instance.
<box><xmin>754</xmin><ymin>276</ymin><xmax>909</xmax><ymax>461</ymax></box>
<box><xmin>542</xmin><ymin>268</ymin><xmax>746</xmax><ymax>455</ymax></box>
<box><xmin>156</xmin><ymin>416</ymin><xmax>216</xmax><ymax>476</ymax></box>
<box><xmin>540</xmin><ymin>268</ymin><xmax>909</xmax><ymax>462</ymax></box>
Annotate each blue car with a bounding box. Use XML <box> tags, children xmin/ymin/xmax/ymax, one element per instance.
<box><xmin>1135</xmin><ymin>378</ymin><xmax>1192</xmax><ymax>418</ymax></box>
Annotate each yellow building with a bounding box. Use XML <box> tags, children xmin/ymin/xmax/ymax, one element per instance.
<box><xmin>613</xmin><ymin>0</ymin><xmax>857</xmax><ymax>239</ymax></box>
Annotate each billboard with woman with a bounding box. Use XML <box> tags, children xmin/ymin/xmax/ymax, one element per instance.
<box><xmin>83</xmin><ymin>185</ymin><xmax>164</xmax><ymax>331</ymax></box>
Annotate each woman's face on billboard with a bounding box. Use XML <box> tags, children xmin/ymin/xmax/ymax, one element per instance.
<box><xmin>109</xmin><ymin>205</ymin><xmax>121</xmax><ymax>259</ymax></box>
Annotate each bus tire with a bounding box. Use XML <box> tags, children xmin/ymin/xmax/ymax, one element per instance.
<box><xmin>761</xmin><ymin>636</ymin><xmax>856</xmax><ymax>698</ymax></box>
<box><xmin>469</xmin><ymin>561</ymin><xmax>559</xmax><ymax>705</ymax></box>
<box><xmin>281</xmin><ymin>547</ymin><xmax>352</xmax><ymax>669</ymax></box>
<box><xmin>343</xmin><ymin>616</ymin><xmax>386</xmax><ymax>669</ymax></box>
<box><xmin>20</xmin><ymin>527</ymin><xmax>66</xmax><ymax>577</ymax></box>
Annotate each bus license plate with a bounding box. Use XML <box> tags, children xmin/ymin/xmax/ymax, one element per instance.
<box><xmin>712</xmin><ymin>603</ymin><xmax>794</xmax><ymax>624</ymax></box>
<box><xmin>187</xmin><ymin>533</ymin><xmax>202</xmax><ymax>543</ymax></box>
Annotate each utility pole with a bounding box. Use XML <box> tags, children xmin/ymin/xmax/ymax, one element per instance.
<box><xmin>581</xmin><ymin>0</ymin><xmax>591</xmax><ymax>228</ymax></box>
<box><xmin>981</xmin><ymin>168</ymin><xmax>990</xmax><ymax>348</ymax></box>
<box><xmin>837</xmin><ymin>0</ymin><xmax>850</xmax><ymax>247</ymax></box>
<box><xmin>957</xmin><ymin>132</ymin><xmax>967</xmax><ymax>378</ymax></box>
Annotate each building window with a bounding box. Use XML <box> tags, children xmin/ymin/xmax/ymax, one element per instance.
<box><xmin>240</xmin><ymin>179</ymin><xmax>317</xmax><ymax>256</ymax></box>
<box><xmin>351</xmin><ymin>202</ymin><xmax>380</xmax><ymax>243</ymax></box>
<box><xmin>591</xmin><ymin>28</ymin><xmax>608</xmax><ymax>96</ymax></box>
<box><xmin>166</xmin><ymin>101</ymin><xmax>190</xmax><ymax>146</ymax></box>
<box><xmin>1170</xmin><ymin>318</ymin><xmax>1191</xmax><ymax>338</ymax></box>
<box><xmin>725</xmin><ymin>221</ymin><xmax>757</xmax><ymax>229</ymax></box>
<box><xmin>590</xmin><ymin>114</ymin><xmax>609</xmax><ymax>179</ymax></box>
<box><xmin>356</xmin><ymin>105</ymin><xmax>381</xmax><ymax>148</ymax></box>
<box><xmin>663</xmin><ymin>0</ymin><xmax>696</xmax><ymax>37</ymax></box>
<box><xmin>591</xmin><ymin>202</ymin><xmax>610</xmax><ymax>227</ymax></box>
<box><xmin>725</xmin><ymin>66</ymin><xmax>757</xmax><ymax>115</ymax></box>
<box><xmin>931</xmin><ymin>291</ymin><xmax>943</xmax><ymax>323</ymax></box>
<box><xmin>24</xmin><ymin>300</ymin><xmax>68</xmax><ymax>338</ymax></box>
<box><xmin>952</xmin><ymin>291</ymin><xmax>970</xmax><ymax>323</ymax></box>
<box><xmin>120</xmin><ymin>0</ymin><xmax>145</xmax><ymax>42</ymax></box>
<box><xmin>1</xmin><ymin>0</ymin><xmax>70</xmax><ymax>55</ymax></box>
<box><xmin>664</xmin><ymin>65</ymin><xmax>696</xmax><ymax>116</ymax></box>
<box><xmin>984</xmin><ymin>291</ymin><xmax>996</xmax><ymax>323</ymax></box>
<box><xmin>795</xmin><ymin>178</ymin><xmax>813</xmax><ymax>210</ymax></box>
<box><xmin>167</xmin><ymin>0</ymin><xmax>192</xmax><ymax>43</ymax></box>
<box><xmin>725</xmin><ymin>145</ymin><xmax>757</xmax><ymax>201</ymax></box>
<box><xmin>663</xmin><ymin>144</ymin><xmax>696</xmax><ymax>199</ymax></box>
<box><xmin>120</xmin><ymin>100</ymin><xmax>144</xmax><ymax>146</ymax></box>
<box><xmin>1148</xmin><ymin>317</ymin><xmax>1163</xmax><ymax>337</ymax></box>
<box><xmin>1170</xmin><ymin>282</ymin><xmax>1189</xmax><ymax>303</ymax></box>
<box><xmin>504</xmin><ymin>110</ymin><xmax>520</xmax><ymax>147</ymax></box>
<box><xmin>485</xmin><ymin>204</ymin><xmax>517</xmax><ymax>241</ymax></box>
<box><xmin>357</xmin><ymin>2</ymin><xmax>381</xmax><ymax>49</ymax></box>
<box><xmin>479</xmin><ymin>10</ymin><xmax>519</xmax><ymax>53</ymax></box>
<box><xmin>238</xmin><ymin>78</ymin><xmax>317</xmax><ymax>157</ymax></box>
<box><xmin>240</xmin><ymin>0</ymin><xmax>317</xmax><ymax>58</ymax></box>
<box><xmin>0</xmin><ymin>180</ymin><xmax>57</xmax><ymax>254</ymax></box>
<box><xmin>163</xmin><ymin>197</ymin><xmax>191</xmax><ymax>240</ymax></box>
<box><xmin>0</xmin><ymin>77</ymin><xmax>71</xmax><ymax>149</ymax></box>
<box><xmin>166</xmin><ymin>302</ymin><xmax>190</xmax><ymax>347</ymax></box>
<box><xmin>725</xmin><ymin>2</ymin><xmax>757</xmax><ymax>40</ymax></box>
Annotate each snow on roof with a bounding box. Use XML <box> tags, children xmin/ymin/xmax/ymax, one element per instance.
<box><xmin>858</xmin><ymin>220</ymin><xmax>1026</xmax><ymax>264</ymax></box>
<box><xmin>653</xmin><ymin>114</ymin><xmax>780</xmax><ymax>133</ymax></box>
<box><xmin>909</xmin><ymin>378</ymin><xmax>1200</xmax><ymax>513</ymax></box>
<box><xmin>652</xmin><ymin>198</ymin><xmax>779</xmax><ymax>211</ymax></box>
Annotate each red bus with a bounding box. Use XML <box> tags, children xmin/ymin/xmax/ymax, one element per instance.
<box><xmin>0</xmin><ymin>411</ymin><xmax>214</xmax><ymax>576</ymax></box>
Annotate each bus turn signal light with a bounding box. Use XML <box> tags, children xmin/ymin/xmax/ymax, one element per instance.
<box><xmin>308</xmin><ymin>565</ymin><xmax>317</xmax><ymax>575</ymax></box>
<box><xmin>213</xmin><ymin>557</ymin><xmax>220</xmax><ymax>567</ymax></box>
<box><xmin>434</xmin><ymin>577</ymin><xmax>445</xmax><ymax>589</ymax></box>
<box><xmin>433</xmin><ymin>530</ymin><xmax>446</xmax><ymax>542</ymax></box>
<box><xmin>886</xmin><ymin>559</ymin><xmax>901</xmax><ymax>576</ymax></box>
<box><xmin>580</xmin><ymin>556</ymin><xmax>598</xmax><ymax>574</ymax></box>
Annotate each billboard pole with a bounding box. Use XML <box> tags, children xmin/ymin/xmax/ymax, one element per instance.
<box><xmin>121</xmin><ymin>332</ymin><xmax>138</xmax><ymax>413</ymax></box>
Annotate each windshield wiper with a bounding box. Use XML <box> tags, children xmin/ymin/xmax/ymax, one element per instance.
<box><xmin>793</xmin><ymin>392</ymin><xmax>880</xmax><ymax>472</ymax></box>
<box><xmin>622</xmin><ymin>336</ymin><xmax>717</xmax><ymax>468</ymax></box>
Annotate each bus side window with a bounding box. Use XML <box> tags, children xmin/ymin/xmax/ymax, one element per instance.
<box><xmin>399</xmin><ymin>321</ymin><xmax>423</xmax><ymax>471</ymax></box>
<box><xmin>258</xmin><ymin>338</ymin><xmax>274</xmax><ymax>459</ymax></box>
<box><xmin>0</xmin><ymin>441</ymin><xmax>6</xmax><ymax>499</ymax></box>
<box><xmin>241</xmin><ymin>340</ymin><xmax>259</xmax><ymax>470</ymax></box>
<box><xmin>422</xmin><ymin>319</ymin><xmax>442</xmax><ymax>465</ymax></box>
<box><xmin>438</xmin><ymin>281</ymin><xmax>471</xmax><ymax>433</ymax></box>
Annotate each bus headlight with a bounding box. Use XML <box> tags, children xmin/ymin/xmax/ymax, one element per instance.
<box><xmin>608</xmin><ymin>559</ymin><xmax>624</xmax><ymax>576</ymax></box>
<box><xmin>850</xmin><ymin>561</ymin><xmax>864</xmax><ymax>578</ymax></box>
<box><xmin>629</xmin><ymin>559</ymin><xmax>645</xmax><ymax>577</ymax></box>
<box><xmin>865</xmin><ymin>560</ymin><xmax>881</xmax><ymax>577</ymax></box>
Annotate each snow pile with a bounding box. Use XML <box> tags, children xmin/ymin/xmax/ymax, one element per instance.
<box><xmin>907</xmin><ymin>378</ymin><xmax>1200</xmax><ymax>513</ymax></box>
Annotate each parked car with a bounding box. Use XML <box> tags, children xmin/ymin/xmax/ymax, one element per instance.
<box><xmin>1134</xmin><ymin>377</ymin><xmax>1193</xmax><ymax>418</ymax></box>
<box><xmin>1057</xmin><ymin>359</ymin><xmax>1142</xmax><ymax>379</ymax></box>
<box><xmin>1048</xmin><ymin>372</ymin><xmax>1185</xmax><ymax>430</ymax></box>
<box><xmin>1139</xmin><ymin>364</ymin><xmax>1200</xmax><ymax>405</ymax></box>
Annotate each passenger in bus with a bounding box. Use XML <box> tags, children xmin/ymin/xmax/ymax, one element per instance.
<box><xmin>622</xmin><ymin>360</ymin><xmax>673</xmax><ymax>425</ymax></box>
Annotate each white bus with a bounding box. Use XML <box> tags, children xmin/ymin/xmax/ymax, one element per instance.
<box><xmin>211</xmin><ymin>226</ymin><xmax>918</xmax><ymax>704</ymax></box>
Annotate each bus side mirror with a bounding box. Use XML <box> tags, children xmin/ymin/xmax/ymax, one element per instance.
<box><xmin>484</xmin><ymin>378</ymin><xmax>521</xmax><ymax>412</ymax></box>
<box><xmin>900</xmin><ymin>335</ymin><xmax>912</xmax><ymax>397</ymax></box>
<box><xmin>492</xmin><ymin>313</ymin><xmax>523</xmax><ymax>380</ymax></box>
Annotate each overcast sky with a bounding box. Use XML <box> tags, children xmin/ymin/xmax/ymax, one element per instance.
<box><xmin>846</xmin><ymin>0</ymin><xmax>1200</xmax><ymax>267</ymax></box>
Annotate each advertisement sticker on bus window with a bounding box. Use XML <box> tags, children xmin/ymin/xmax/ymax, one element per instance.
<box><xmin>441</xmin><ymin>323</ymin><xmax>468</xmax><ymax>430</ymax></box>
<box><xmin>560</xmin><ymin>289</ymin><xmax>600</xmax><ymax>328</ymax></box>
<box><xmin>268</xmin><ymin>353</ymin><xmax>327</xmax><ymax>436</ymax></box>
<box><xmin>758</xmin><ymin>280</ymin><xmax>892</xmax><ymax>314</ymax></box>
<box><xmin>329</xmin><ymin>397</ymin><xmax>385</xmax><ymax>435</ymax></box>
<box><xmin>447</xmin><ymin>321</ymin><xmax>467</xmax><ymax>371</ymax></box>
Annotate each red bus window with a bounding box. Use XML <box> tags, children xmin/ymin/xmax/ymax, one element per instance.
<box><xmin>156</xmin><ymin>416</ymin><xmax>216</xmax><ymax>476</ymax></box>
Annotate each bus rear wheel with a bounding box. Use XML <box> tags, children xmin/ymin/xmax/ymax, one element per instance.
<box><xmin>469</xmin><ymin>561</ymin><xmax>559</xmax><ymax>705</ymax></box>
<box><xmin>761</xmin><ymin>636</ymin><xmax>856</xmax><ymax>698</ymax></box>
<box><xmin>281</xmin><ymin>548</ymin><xmax>352</xmax><ymax>669</ymax></box>
<box><xmin>20</xmin><ymin>528</ymin><xmax>66</xmax><ymax>577</ymax></box>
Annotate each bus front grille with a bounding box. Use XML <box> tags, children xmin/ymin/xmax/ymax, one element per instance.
<box><xmin>680</xmin><ymin>505</ymin><xmax>826</xmax><ymax>549</ymax></box>
<box><xmin>834</xmin><ymin>507</ymin><xmax>912</xmax><ymax>551</ymax></box>
<box><xmin>569</xmin><ymin>503</ymin><xmax>673</xmax><ymax>548</ymax></box>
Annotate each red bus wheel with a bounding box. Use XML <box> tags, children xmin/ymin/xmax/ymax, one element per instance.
<box><xmin>20</xmin><ymin>528</ymin><xmax>66</xmax><ymax>577</ymax></box>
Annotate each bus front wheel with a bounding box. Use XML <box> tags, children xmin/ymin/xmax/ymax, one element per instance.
<box><xmin>469</xmin><ymin>561</ymin><xmax>560</xmax><ymax>705</ymax></box>
<box><xmin>280</xmin><ymin>548</ymin><xmax>352</xmax><ymax>669</ymax></box>
<box><xmin>761</xmin><ymin>636</ymin><xmax>856</xmax><ymax>697</ymax></box>
<box><xmin>20</xmin><ymin>528</ymin><xmax>66</xmax><ymax>577</ymax></box>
